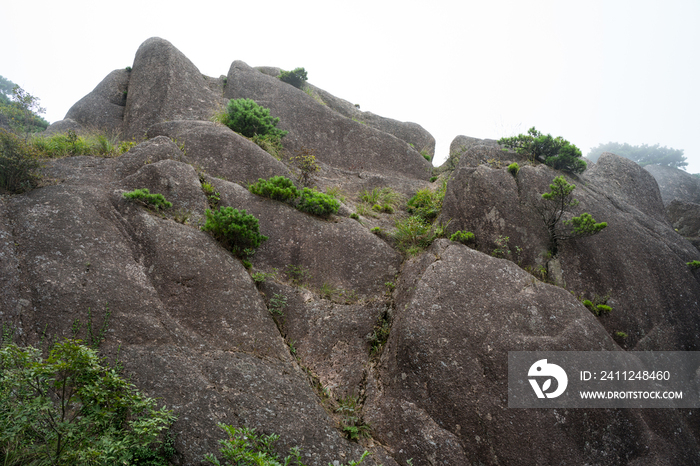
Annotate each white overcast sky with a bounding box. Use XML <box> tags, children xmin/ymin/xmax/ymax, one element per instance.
<box><xmin>2</xmin><ymin>0</ymin><xmax>699</xmax><ymax>172</ymax></box>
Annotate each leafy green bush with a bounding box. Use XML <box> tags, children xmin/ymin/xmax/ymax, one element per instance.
<box><xmin>296</xmin><ymin>188</ymin><xmax>340</xmax><ymax>217</ymax></box>
<box><xmin>249</xmin><ymin>176</ymin><xmax>299</xmax><ymax>202</ymax></box>
<box><xmin>406</xmin><ymin>189</ymin><xmax>441</xmax><ymax>222</ymax></box>
<box><xmin>0</xmin><ymin>129</ymin><xmax>42</xmax><ymax>193</ymax></box>
<box><xmin>123</xmin><ymin>188</ymin><xmax>173</xmax><ymax>210</ymax></box>
<box><xmin>204</xmin><ymin>424</ymin><xmax>368</xmax><ymax>466</ymax></box>
<box><xmin>222</xmin><ymin>98</ymin><xmax>288</xmax><ymax>140</ymax></box>
<box><xmin>499</xmin><ymin>127</ymin><xmax>586</xmax><ymax>174</ymax></box>
<box><xmin>0</xmin><ymin>340</ymin><xmax>176</xmax><ymax>466</ymax></box>
<box><xmin>277</xmin><ymin>67</ymin><xmax>308</xmax><ymax>89</ymax></box>
<box><xmin>508</xmin><ymin>162</ymin><xmax>520</xmax><ymax>176</ymax></box>
<box><xmin>202</xmin><ymin>206</ymin><xmax>268</xmax><ymax>257</ymax></box>
<box><xmin>450</xmin><ymin>230</ymin><xmax>475</xmax><ymax>245</ymax></box>
<box><xmin>0</xmin><ymin>83</ymin><xmax>49</xmax><ymax>134</ymax></box>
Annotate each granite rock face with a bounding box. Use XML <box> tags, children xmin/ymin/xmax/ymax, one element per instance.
<box><xmin>5</xmin><ymin>37</ymin><xmax>700</xmax><ymax>466</ymax></box>
<box><xmin>645</xmin><ymin>164</ymin><xmax>700</xmax><ymax>205</ymax></box>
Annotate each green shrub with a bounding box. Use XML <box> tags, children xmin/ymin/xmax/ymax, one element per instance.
<box><xmin>371</xmin><ymin>226</ymin><xmax>381</xmax><ymax>234</ymax></box>
<box><xmin>0</xmin><ymin>340</ymin><xmax>176</xmax><ymax>466</ymax></box>
<box><xmin>687</xmin><ymin>260</ymin><xmax>700</xmax><ymax>269</ymax></box>
<box><xmin>249</xmin><ymin>176</ymin><xmax>299</xmax><ymax>202</ymax></box>
<box><xmin>251</xmin><ymin>133</ymin><xmax>284</xmax><ymax>160</ymax></box>
<box><xmin>429</xmin><ymin>176</ymin><xmax>438</xmax><ymax>182</ymax></box>
<box><xmin>407</xmin><ymin>188</ymin><xmax>441</xmax><ymax>222</ymax></box>
<box><xmin>596</xmin><ymin>304</ymin><xmax>612</xmax><ymax>315</ymax></box>
<box><xmin>290</xmin><ymin>147</ymin><xmax>320</xmax><ymax>186</ymax></box>
<box><xmin>296</xmin><ymin>188</ymin><xmax>340</xmax><ymax>217</ymax></box>
<box><xmin>359</xmin><ymin>187</ymin><xmax>402</xmax><ymax>214</ymax></box>
<box><xmin>123</xmin><ymin>188</ymin><xmax>173</xmax><ymax>210</ymax></box>
<box><xmin>350</xmin><ymin>212</ymin><xmax>360</xmax><ymax>220</ymax></box>
<box><xmin>0</xmin><ymin>129</ymin><xmax>42</xmax><ymax>193</ymax></box>
<box><xmin>499</xmin><ymin>127</ymin><xmax>586</xmax><ymax>174</ymax></box>
<box><xmin>614</xmin><ymin>331</ymin><xmax>628</xmax><ymax>339</ymax></box>
<box><xmin>202</xmin><ymin>206</ymin><xmax>268</xmax><ymax>257</ymax></box>
<box><xmin>203</xmin><ymin>424</ymin><xmax>368</xmax><ymax>466</ymax></box>
<box><xmin>450</xmin><ymin>230</ymin><xmax>475</xmax><ymax>244</ymax></box>
<box><xmin>508</xmin><ymin>162</ymin><xmax>520</xmax><ymax>176</ymax></box>
<box><xmin>222</xmin><ymin>98</ymin><xmax>288</xmax><ymax>139</ymax></box>
<box><xmin>277</xmin><ymin>67</ymin><xmax>308</xmax><ymax>89</ymax></box>
<box><xmin>393</xmin><ymin>216</ymin><xmax>431</xmax><ymax>250</ymax></box>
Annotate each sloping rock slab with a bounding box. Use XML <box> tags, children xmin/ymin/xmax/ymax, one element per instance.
<box><xmin>645</xmin><ymin>164</ymin><xmax>700</xmax><ymax>205</ymax></box>
<box><xmin>667</xmin><ymin>199</ymin><xmax>700</xmax><ymax>238</ymax></box>
<box><xmin>122</xmin><ymin>37</ymin><xmax>224</xmax><ymax>139</ymax></box>
<box><xmin>209</xmin><ymin>178</ymin><xmax>402</xmax><ymax>297</ymax></box>
<box><xmin>259</xmin><ymin>281</ymin><xmax>382</xmax><ymax>398</ymax></box>
<box><xmin>115</xmin><ymin>136</ymin><xmax>187</xmax><ymax>178</ymax></box>
<box><xmin>364</xmin><ymin>239</ymin><xmax>699</xmax><ymax>465</ymax></box>
<box><xmin>147</xmin><ymin>120</ymin><xmax>291</xmax><ymax>186</ymax></box>
<box><xmin>65</xmin><ymin>69</ymin><xmax>130</xmax><ymax>134</ymax></box>
<box><xmin>225</xmin><ymin>61</ymin><xmax>431</xmax><ymax>180</ymax></box>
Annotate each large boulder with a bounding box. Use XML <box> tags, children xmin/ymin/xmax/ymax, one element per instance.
<box><xmin>147</xmin><ymin>120</ymin><xmax>291</xmax><ymax>186</ymax></box>
<box><xmin>364</xmin><ymin>239</ymin><xmax>700</xmax><ymax>465</ymax></box>
<box><xmin>225</xmin><ymin>61</ymin><xmax>432</xmax><ymax>180</ymax></box>
<box><xmin>435</xmin><ymin>135</ymin><xmax>503</xmax><ymax>174</ymax></box>
<box><xmin>645</xmin><ymin>164</ymin><xmax>700</xmax><ymax>205</ymax></box>
<box><xmin>122</xmin><ymin>37</ymin><xmax>224</xmax><ymax>139</ymax></box>
<box><xmin>64</xmin><ymin>69</ymin><xmax>130</xmax><ymax>134</ymax></box>
<box><xmin>441</xmin><ymin>153</ymin><xmax>700</xmax><ymax>351</ymax></box>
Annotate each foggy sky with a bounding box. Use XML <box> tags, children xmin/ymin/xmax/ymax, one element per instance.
<box><xmin>2</xmin><ymin>0</ymin><xmax>699</xmax><ymax>172</ymax></box>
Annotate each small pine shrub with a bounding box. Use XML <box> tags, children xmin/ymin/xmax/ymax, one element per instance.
<box><xmin>687</xmin><ymin>260</ymin><xmax>700</xmax><ymax>269</ymax></box>
<box><xmin>450</xmin><ymin>230</ymin><xmax>475</xmax><ymax>244</ymax></box>
<box><xmin>0</xmin><ymin>129</ymin><xmax>42</xmax><ymax>193</ymax></box>
<box><xmin>277</xmin><ymin>67</ymin><xmax>308</xmax><ymax>89</ymax></box>
<box><xmin>596</xmin><ymin>304</ymin><xmax>612</xmax><ymax>315</ymax></box>
<box><xmin>123</xmin><ymin>188</ymin><xmax>173</xmax><ymax>210</ymax></box>
<box><xmin>222</xmin><ymin>98</ymin><xmax>288</xmax><ymax>139</ymax></box>
<box><xmin>295</xmin><ymin>188</ymin><xmax>340</xmax><ymax>217</ymax></box>
<box><xmin>508</xmin><ymin>162</ymin><xmax>520</xmax><ymax>176</ymax></box>
<box><xmin>202</xmin><ymin>206</ymin><xmax>268</xmax><ymax>257</ymax></box>
<box><xmin>249</xmin><ymin>176</ymin><xmax>299</xmax><ymax>202</ymax></box>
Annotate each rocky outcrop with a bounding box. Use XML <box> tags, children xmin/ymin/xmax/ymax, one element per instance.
<box><xmin>6</xmin><ymin>37</ymin><xmax>700</xmax><ymax>466</ymax></box>
<box><xmin>225</xmin><ymin>61</ymin><xmax>432</xmax><ymax>180</ymax></box>
<box><xmin>64</xmin><ymin>69</ymin><xmax>130</xmax><ymax>134</ymax></box>
<box><xmin>122</xmin><ymin>37</ymin><xmax>225</xmax><ymax>139</ymax></box>
<box><xmin>667</xmin><ymin>199</ymin><xmax>700</xmax><ymax>239</ymax></box>
<box><xmin>441</xmin><ymin>151</ymin><xmax>700</xmax><ymax>352</ymax></box>
<box><xmin>645</xmin><ymin>164</ymin><xmax>700</xmax><ymax>205</ymax></box>
<box><xmin>364</xmin><ymin>239</ymin><xmax>700</xmax><ymax>465</ymax></box>
<box><xmin>435</xmin><ymin>135</ymin><xmax>503</xmax><ymax>174</ymax></box>
<box><xmin>147</xmin><ymin>120</ymin><xmax>291</xmax><ymax>186</ymax></box>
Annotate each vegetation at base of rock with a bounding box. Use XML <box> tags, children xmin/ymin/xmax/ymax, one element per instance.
<box><xmin>350</xmin><ymin>212</ymin><xmax>360</xmax><ymax>220</ymax></box>
<box><xmin>290</xmin><ymin>147</ymin><xmax>320</xmax><ymax>186</ymax></box>
<box><xmin>0</xmin><ymin>339</ymin><xmax>176</xmax><ymax>466</ymax></box>
<box><xmin>580</xmin><ymin>293</ymin><xmax>613</xmax><ymax>316</ymax></box>
<box><xmin>367</xmin><ymin>309</ymin><xmax>392</xmax><ymax>356</ymax></box>
<box><xmin>30</xmin><ymin>130</ymin><xmax>132</xmax><ymax>158</ymax></box>
<box><xmin>277</xmin><ymin>67</ymin><xmax>308</xmax><ymax>89</ymax></box>
<box><xmin>268</xmin><ymin>293</ymin><xmax>287</xmax><ymax>316</ymax></box>
<box><xmin>508</xmin><ymin>162</ymin><xmax>520</xmax><ymax>176</ymax></box>
<box><xmin>406</xmin><ymin>186</ymin><xmax>443</xmax><ymax>223</ymax></box>
<box><xmin>221</xmin><ymin>98</ymin><xmax>288</xmax><ymax>140</ymax></box>
<box><xmin>686</xmin><ymin>260</ymin><xmax>700</xmax><ymax>269</ymax></box>
<box><xmin>0</xmin><ymin>79</ymin><xmax>49</xmax><ymax>134</ymax></box>
<box><xmin>285</xmin><ymin>264</ymin><xmax>312</xmax><ymax>286</ymax></box>
<box><xmin>499</xmin><ymin>127</ymin><xmax>586</xmax><ymax>174</ymax></box>
<box><xmin>0</xmin><ymin>129</ymin><xmax>42</xmax><ymax>193</ymax></box>
<box><xmin>123</xmin><ymin>188</ymin><xmax>173</xmax><ymax>210</ymax></box>
<box><xmin>249</xmin><ymin>176</ymin><xmax>299</xmax><ymax>202</ymax></box>
<box><xmin>587</xmin><ymin>141</ymin><xmax>687</xmax><ymax>169</ymax></box>
<box><xmin>392</xmin><ymin>216</ymin><xmax>433</xmax><ymax>254</ymax></box>
<box><xmin>251</xmin><ymin>133</ymin><xmax>284</xmax><ymax>160</ymax></box>
<box><xmin>201</xmin><ymin>181</ymin><xmax>221</xmax><ymax>208</ymax></box>
<box><xmin>450</xmin><ymin>230</ymin><xmax>475</xmax><ymax>245</ymax></box>
<box><xmin>535</xmin><ymin>176</ymin><xmax>607</xmax><ymax>255</ymax></box>
<box><xmin>335</xmin><ymin>396</ymin><xmax>372</xmax><ymax>442</ymax></box>
<box><xmin>202</xmin><ymin>206</ymin><xmax>268</xmax><ymax>257</ymax></box>
<box><xmin>615</xmin><ymin>331</ymin><xmax>628</xmax><ymax>339</ymax></box>
<box><xmin>359</xmin><ymin>187</ymin><xmax>402</xmax><ymax>215</ymax></box>
<box><xmin>203</xmin><ymin>424</ymin><xmax>368</xmax><ymax>466</ymax></box>
<box><xmin>296</xmin><ymin>188</ymin><xmax>340</xmax><ymax>217</ymax></box>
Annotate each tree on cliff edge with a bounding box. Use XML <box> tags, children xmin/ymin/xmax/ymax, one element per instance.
<box><xmin>586</xmin><ymin>141</ymin><xmax>687</xmax><ymax>169</ymax></box>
